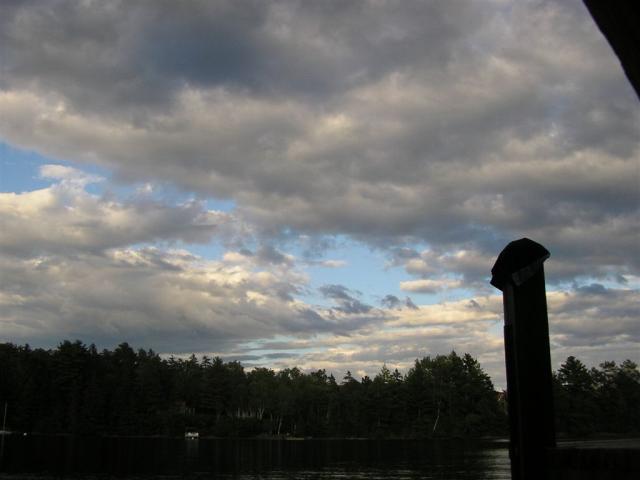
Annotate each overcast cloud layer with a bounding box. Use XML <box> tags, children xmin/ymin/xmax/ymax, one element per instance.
<box><xmin>1</xmin><ymin>0</ymin><xmax>638</xmax><ymax>385</ymax></box>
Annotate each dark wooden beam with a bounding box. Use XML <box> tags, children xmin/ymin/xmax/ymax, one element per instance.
<box><xmin>492</xmin><ymin>238</ymin><xmax>556</xmax><ymax>480</ymax></box>
<box><xmin>583</xmin><ymin>0</ymin><xmax>640</xmax><ymax>100</ymax></box>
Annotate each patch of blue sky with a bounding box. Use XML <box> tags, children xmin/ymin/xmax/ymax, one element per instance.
<box><xmin>294</xmin><ymin>236</ymin><xmax>443</xmax><ymax>308</ymax></box>
<box><xmin>239</xmin><ymin>335</ymin><xmax>307</xmax><ymax>350</ymax></box>
<box><xmin>176</xmin><ymin>240</ymin><xmax>228</xmax><ymax>261</ymax></box>
<box><xmin>237</xmin><ymin>335</ymin><xmax>325</xmax><ymax>366</ymax></box>
<box><xmin>204</xmin><ymin>197</ymin><xmax>236</xmax><ymax>213</ymax></box>
<box><xmin>0</xmin><ymin>142</ymin><xmax>110</xmax><ymax>195</ymax></box>
<box><xmin>488</xmin><ymin>322</ymin><xmax>504</xmax><ymax>337</ymax></box>
<box><xmin>433</xmin><ymin>283</ymin><xmax>481</xmax><ymax>304</ymax></box>
<box><xmin>623</xmin><ymin>276</ymin><xmax>640</xmax><ymax>290</ymax></box>
<box><xmin>546</xmin><ymin>271</ymin><xmax>636</xmax><ymax>294</ymax></box>
<box><xmin>572</xmin><ymin>274</ymin><xmax>638</xmax><ymax>291</ymax></box>
<box><xmin>241</xmin><ymin>348</ymin><xmax>301</xmax><ymax>362</ymax></box>
<box><xmin>0</xmin><ymin>144</ymin><xmax>236</xmax><ymax>234</ymax></box>
<box><xmin>0</xmin><ymin>143</ymin><xmax>237</xmax><ymax>213</ymax></box>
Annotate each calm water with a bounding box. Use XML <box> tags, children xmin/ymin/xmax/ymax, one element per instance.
<box><xmin>0</xmin><ymin>436</ymin><xmax>510</xmax><ymax>479</ymax></box>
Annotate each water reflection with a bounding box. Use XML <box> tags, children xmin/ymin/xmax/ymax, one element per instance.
<box><xmin>0</xmin><ymin>435</ymin><xmax>510</xmax><ymax>479</ymax></box>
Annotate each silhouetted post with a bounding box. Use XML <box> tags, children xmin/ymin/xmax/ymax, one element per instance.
<box><xmin>490</xmin><ymin>238</ymin><xmax>556</xmax><ymax>480</ymax></box>
<box><xmin>0</xmin><ymin>402</ymin><xmax>6</xmax><ymax>468</ymax></box>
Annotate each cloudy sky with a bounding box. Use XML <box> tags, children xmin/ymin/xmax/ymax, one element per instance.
<box><xmin>1</xmin><ymin>0</ymin><xmax>638</xmax><ymax>387</ymax></box>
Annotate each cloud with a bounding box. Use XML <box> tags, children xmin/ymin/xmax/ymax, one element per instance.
<box><xmin>39</xmin><ymin>163</ymin><xmax>103</xmax><ymax>186</ymax></box>
<box><xmin>400</xmin><ymin>278</ymin><xmax>463</xmax><ymax>293</ymax></box>
<box><xmin>319</xmin><ymin>284</ymin><xmax>374</xmax><ymax>315</ymax></box>
<box><xmin>0</xmin><ymin>173</ymin><xmax>235</xmax><ymax>257</ymax></box>
<box><xmin>548</xmin><ymin>287</ymin><xmax>640</xmax><ymax>346</ymax></box>
<box><xmin>380</xmin><ymin>294</ymin><xmax>401</xmax><ymax>309</ymax></box>
<box><xmin>0</xmin><ymin>1</ymin><xmax>638</xmax><ymax>386</ymax></box>
<box><xmin>381</xmin><ymin>294</ymin><xmax>420</xmax><ymax>311</ymax></box>
<box><xmin>238</xmin><ymin>285</ymin><xmax>639</xmax><ymax>387</ymax></box>
<box><xmin>0</xmin><ymin>239</ymin><xmax>395</xmax><ymax>362</ymax></box>
<box><xmin>319</xmin><ymin>259</ymin><xmax>346</xmax><ymax>268</ymax></box>
<box><xmin>3</xmin><ymin>227</ymin><xmax>628</xmax><ymax>389</ymax></box>
<box><xmin>0</xmin><ymin>245</ymin><xmax>321</xmax><ymax>352</ymax></box>
<box><xmin>0</xmin><ymin>0</ymin><xmax>636</xmax><ymax>284</ymax></box>
<box><xmin>254</xmin><ymin>245</ymin><xmax>295</xmax><ymax>267</ymax></box>
<box><xmin>405</xmin><ymin>297</ymin><xmax>419</xmax><ymax>310</ymax></box>
<box><xmin>0</xmin><ymin>177</ymin><xmax>389</xmax><ymax>355</ymax></box>
<box><xmin>241</xmin><ymin>298</ymin><xmax>508</xmax><ymax>383</ymax></box>
<box><xmin>401</xmin><ymin>249</ymin><xmax>493</xmax><ymax>284</ymax></box>
<box><xmin>386</xmin><ymin>296</ymin><xmax>503</xmax><ymax>327</ymax></box>
<box><xmin>0</xmin><ymin>0</ymin><xmax>486</xmax><ymax>108</ymax></box>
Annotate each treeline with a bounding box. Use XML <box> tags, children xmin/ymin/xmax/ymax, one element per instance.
<box><xmin>0</xmin><ymin>341</ymin><xmax>504</xmax><ymax>438</ymax></box>
<box><xmin>553</xmin><ymin>356</ymin><xmax>640</xmax><ymax>436</ymax></box>
<box><xmin>1</xmin><ymin>342</ymin><xmax>638</xmax><ymax>438</ymax></box>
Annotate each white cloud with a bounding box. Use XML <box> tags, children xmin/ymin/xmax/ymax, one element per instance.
<box><xmin>320</xmin><ymin>259</ymin><xmax>347</xmax><ymax>268</ymax></box>
<box><xmin>39</xmin><ymin>163</ymin><xmax>103</xmax><ymax>186</ymax></box>
<box><xmin>0</xmin><ymin>173</ymin><xmax>238</xmax><ymax>256</ymax></box>
<box><xmin>400</xmin><ymin>278</ymin><xmax>463</xmax><ymax>293</ymax></box>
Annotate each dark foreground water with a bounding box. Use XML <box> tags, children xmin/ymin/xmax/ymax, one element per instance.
<box><xmin>0</xmin><ymin>435</ymin><xmax>510</xmax><ymax>479</ymax></box>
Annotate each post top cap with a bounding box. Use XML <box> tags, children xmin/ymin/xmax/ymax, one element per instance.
<box><xmin>490</xmin><ymin>238</ymin><xmax>550</xmax><ymax>291</ymax></box>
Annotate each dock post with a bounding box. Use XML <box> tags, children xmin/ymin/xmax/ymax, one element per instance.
<box><xmin>0</xmin><ymin>402</ymin><xmax>6</xmax><ymax>468</ymax></box>
<box><xmin>490</xmin><ymin>238</ymin><xmax>556</xmax><ymax>480</ymax></box>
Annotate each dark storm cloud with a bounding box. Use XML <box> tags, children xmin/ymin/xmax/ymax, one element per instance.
<box><xmin>0</xmin><ymin>0</ymin><xmax>485</xmax><ymax>109</ymax></box>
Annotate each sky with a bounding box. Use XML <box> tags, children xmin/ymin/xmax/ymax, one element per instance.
<box><xmin>0</xmin><ymin>0</ymin><xmax>638</xmax><ymax>388</ymax></box>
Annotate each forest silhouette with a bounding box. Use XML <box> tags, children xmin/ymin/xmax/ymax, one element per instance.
<box><xmin>1</xmin><ymin>341</ymin><xmax>638</xmax><ymax>438</ymax></box>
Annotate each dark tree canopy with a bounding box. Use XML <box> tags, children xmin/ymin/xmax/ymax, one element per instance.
<box><xmin>553</xmin><ymin>356</ymin><xmax>640</xmax><ymax>436</ymax></box>
<box><xmin>1</xmin><ymin>341</ymin><xmax>638</xmax><ymax>438</ymax></box>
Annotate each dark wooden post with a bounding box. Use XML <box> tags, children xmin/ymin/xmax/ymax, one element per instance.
<box><xmin>491</xmin><ymin>238</ymin><xmax>556</xmax><ymax>480</ymax></box>
<box><xmin>0</xmin><ymin>402</ymin><xmax>6</xmax><ymax>468</ymax></box>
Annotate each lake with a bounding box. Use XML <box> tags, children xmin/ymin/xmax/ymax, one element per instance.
<box><xmin>0</xmin><ymin>436</ymin><xmax>511</xmax><ymax>479</ymax></box>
